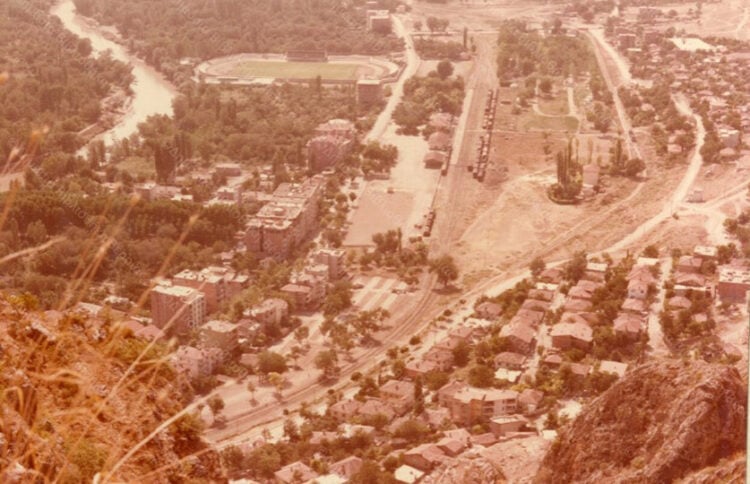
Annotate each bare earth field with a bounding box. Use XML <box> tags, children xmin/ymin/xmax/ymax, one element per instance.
<box><xmin>621</xmin><ymin>0</ymin><xmax>750</xmax><ymax>41</ymax></box>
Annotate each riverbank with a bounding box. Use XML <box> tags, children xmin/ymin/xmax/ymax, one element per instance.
<box><xmin>76</xmin><ymin>88</ymin><xmax>133</xmax><ymax>146</ymax></box>
<box><xmin>51</xmin><ymin>0</ymin><xmax>177</xmax><ymax>150</ymax></box>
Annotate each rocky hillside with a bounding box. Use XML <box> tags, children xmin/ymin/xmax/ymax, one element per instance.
<box><xmin>421</xmin><ymin>449</ymin><xmax>503</xmax><ymax>484</ymax></box>
<box><xmin>535</xmin><ymin>359</ymin><xmax>747</xmax><ymax>484</ymax></box>
<box><xmin>0</xmin><ymin>298</ymin><xmax>225</xmax><ymax>483</ymax></box>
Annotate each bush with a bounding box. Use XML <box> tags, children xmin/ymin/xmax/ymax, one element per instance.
<box><xmin>258</xmin><ymin>351</ymin><xmax>287</xmax><ymax>374</ymax></box>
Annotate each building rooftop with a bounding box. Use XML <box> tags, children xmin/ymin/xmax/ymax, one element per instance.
<box><xmin>599</xmin><ymin>360</ymin><xmax>628</xmax><ymax>378</ymax></box>
<box><xmin>202</xmin><ymin>319</ymin><xmax>237</xmax><ymax>333</ymax></box>
<box><xmin>153</xmin><ymin>283</ymin><xmax>201</xmax><ymax>298</ymax></box>
<box><xmin>452</xmin><ymin>386</ymin><xmax>518</xmax><ymax>405</ymax></box>
<box><xmin>719</xmin><ymin>266</ymin><xmax>750</xmax><ymax>284</ymax></box>
<box><xmin>670</xmin><ymin>37</ymin><xmax>716</xmax><ymax>52</ymax></box>
<box><xmin>551</xmin><ymin>322</ymin><xmax>593</xmax><ymax>342</ymax></box>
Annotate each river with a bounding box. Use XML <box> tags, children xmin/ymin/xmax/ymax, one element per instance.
<box><xmin>50</xmin><ymin>0</ymin><xmax>177</xmax><ymax>148</ymax></box>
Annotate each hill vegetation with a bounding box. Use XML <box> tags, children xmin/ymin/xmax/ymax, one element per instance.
<box><xmin>0</xmin><ymin>300</ymin><xmax>223</xmax><ymax>482</ymax></box>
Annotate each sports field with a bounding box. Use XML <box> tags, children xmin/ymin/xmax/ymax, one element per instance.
<box><xmin>227</xmin><ymin>60</ymin><xmax>362</xmax><ymax>80</ymax></box>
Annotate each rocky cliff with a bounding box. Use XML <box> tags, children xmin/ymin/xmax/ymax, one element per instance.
<box><xmin>535</xmin><ymin>359</ymin><xmax>747</xmax><ymax>484</ymax></box>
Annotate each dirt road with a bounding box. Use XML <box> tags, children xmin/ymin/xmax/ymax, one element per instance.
<box><xmin>586</xmin><ymin>28</ymin><xmax>640</xmax><ymax>160</ymax></box>
<box><xmin>365</xmin><ymin>16</ymin><xmax>419</xmax><ymax>143</ymax></box>
<box><xmin>605</xmin><ymin>96</ymin><xmax>705</xmax><ymax>254</ymax></box>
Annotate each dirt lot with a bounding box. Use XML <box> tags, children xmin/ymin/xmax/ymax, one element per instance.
<box><xmin>344</xmin><ymin>122</ymin><xmax>440</xmax><ymax>247</ymax></box>
<box><xmin>693</xmin><ymin>153</ymin><xmax>750</xmax><ymax>201</ymax></box>
<box><xmin>620</xmin><ymin>0</ymin><xmax>750</xmax><ymax>41</ymax></box>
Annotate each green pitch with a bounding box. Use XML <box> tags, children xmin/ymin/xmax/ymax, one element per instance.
<box><xmin>228</xmin><ymin>60</ymin><xmax>362</xmax><ymax>80</ymax></box>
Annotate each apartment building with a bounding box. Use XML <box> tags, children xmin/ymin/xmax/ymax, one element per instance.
<box><xmin>438</xmin><ymin>383</ymin><xmax>518</xmax><ymax>426</ymax></box>
<box><xmin>200</xmin><ymin>319</ymin><xmax>239</xmax><ymax>354</ymax></box>
<box><xmin>244</xmin><ymin>176</ymin><xmax>325</xmax><ymax>259</ymax></box>
<box><xmin>171</xmin><ymin>345</ymin><xmax>222</xmax><ymax>380</ymax></box>
<box><xmin>150</xmin><ymin>282</ymin><xmax>206</xmax><ymax>336</ymax></box>
<box><xmin>172</xmin><ymin>266</ymin><xmax>249</xmax><ymax>314</ymax></box>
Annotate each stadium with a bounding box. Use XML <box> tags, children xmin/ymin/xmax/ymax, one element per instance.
<box><xmin>195</xmin><ymin>51</ymin><xmax>401</xmax><ymax>86</ymax></box>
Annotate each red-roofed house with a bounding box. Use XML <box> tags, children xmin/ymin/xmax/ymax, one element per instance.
<box><xmin>500</xmin><ymin>322</ymin><xmax>537</xmax><ymax>354</ymax></box>
<box><xmin>475</xmin><ymin>301</ymin><xmax>503</xmax><ymax>320</ymax></box>
<box><xmin>330</xmin><ymin>456</ymin><xmax>363</xmax><ymax>480</ymax></box>
<box><xmin>613</xmin><ymin>313</ymin><xmax>644</xmax><ymax>340</ymax></box>
<box><xmin>403</xmin><ymin>443</ymin><xmax>446</xmax><ymax>471</ymax></box>
<box><xmin>550</xmin><ymin>322</ymin><xmax>593</xmax><ymax>351</ymax></box>
<box><xmin>275</xmin><ymin>461</ymin><xmax>317</xmax><ymax>483</ymax></box>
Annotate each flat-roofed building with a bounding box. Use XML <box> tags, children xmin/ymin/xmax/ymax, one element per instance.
<box><xmin>717</xmin><ymin>266</ymin><xmax>750</xmax><ymax>303</ymax></box>
<box><xmin>366</xmin><ymin>10</ymin><xmax>392</xmax><ymax>33</ymax></box>
<box><xmin>245</xmin><ymin>176</ymin><xmax>325</xmax><ymax>259</ymax></box>
<box><xmin>200</xmin><ymin>319</ymin><xmax>239</xmax><ymax>353</ymax></box>
<box><xmin>150</xmin><ymin>282</ymin><xmax>206</xmax><ymax>336</ymax></box>
<box><xmin>439</xmin><ymin>382</ymin><xmax>518</xmax><ymax>426</ymax></box>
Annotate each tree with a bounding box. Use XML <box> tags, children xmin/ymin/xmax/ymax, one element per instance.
<box><xmin>350</xmin><ymin>460</ymin><xmax>394</xmax><ymax>484</ymax></box>
<box><xmin>452</xmin><ymin>340</ymin><xmax>471</xmax><ymax>367</ymax></box>
<box><xmin>436</xmin><ymin>59</ymin><xmax>454</xmax><ymax>79</ymax></box>
<box><xmin>247</xmin><ymin>445</ymin><xmax>281</xmax><ymax>479</ymax></box>
<box><xmin>552</xmin><ymin>138</ymin><xmax>582</xmax><ymax>201</ymax></box>
<box><xmin>221</xmin><ymin>445</ymin><xmax>245</xmax><ymax>475</ymax></box>
<box><xmin>468</xmin><ymin>364</ymin><xmax>495</xmax><ymax>388</ymax></box>
<box><xmin>624</xmin><ymin>158</ymin><xmax>645</xmax><ymax>177</ymax></box>
<box><xmin>394</xmin><ymin>419</ymin><xmax>430</xmax><ymax>442</ymax></box>
<box><xmin>589</xmin><ymin>101</ymin><xmax>612</xmax><ymax>133</ymax></box>
<box><xmin>258</xmin><ymin>351</ymin><xmax>287</xmax><ymax>374</ymax></box>
<box><xmin>539</xmin><ymin>77</ymin><xmax>553</xmax><ymax>95</ymax></box>
<box><xmin>413</xmin><ymin>377</ymin><xmax>424</xmax><ymax>415</ymax></box>
<box><xmin>323</xmin><ymin>280</ymin><xmax>353</xmax><ymax>316</ymax></box>
<box><xmin>429</xmin><ymin>255</ymin><xmax>459</xmax><ymax>287</ymax></box>
<box><xmin>530</xmin><ymin>256</ymin><xmax>546</xmax><ymax>277</ymax></box>
<box><xmin>642</xmin><ymin>245</ymin><xmax>659</xmax><ymax>258</ymax></box>
<box><xmin>564</xmin><ymin>250</ymin><xmax>588</xmax><ymax>282</ymax></box>
<box><xmin>425</xmin><ymin>371</ymin><xmax>449</xmax><ymax>391</ymax></box>
<box><xmin>315</xmin><ymin>349</ymin><xmax>339</xmax><ymax>379</ymax></box>
<box><xmin>170</xmin><ymin>413</ymin><xmax>205</xmax><ymax>453</ymax></box>
<box><xmin>207</xmin><ymin>394</ymin><xmax>225</xmax><ymax>415</ymax></box>
<box><xmin>26</xmin><ymin>220</ymin><xmax>48</xmax><ymax>245</ymax></box>
<box><xmin>426</xmin><ymin>16</ymin><xmax>449</xmax><ymax>33</ymax></box>
<box><xmin>610</xmin><ymin>137</ymin><xmax>625</xmax><ymax>175</ymax></box>
<box><xmin>283</xmin><ymin>418</ymin><xmax>299</xmax><ymax>441</ymax></box>
<box><xmin>268</xmin><ymin>372</ymin><xmax>286</xmax><ymax>399</ymax></box>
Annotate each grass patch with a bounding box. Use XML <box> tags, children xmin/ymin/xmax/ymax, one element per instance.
<box><xmin>227</xmin><ymin>60</ymin><xmax>361</xmax><ymax>80</ymax></box>
<box><xmin>117</xmin><ymin>156</ymin><xmax>155</xmax><ymax>178</ymax></box>
<box><xmin>538</xmin><ymin>92</ymin><xmax>569</xmax><ymax>116</ymax></box>
<box><xmin>520</xmin><ymin>112</ymin><xmax>579</xmax><ymax>132</ymax></box>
